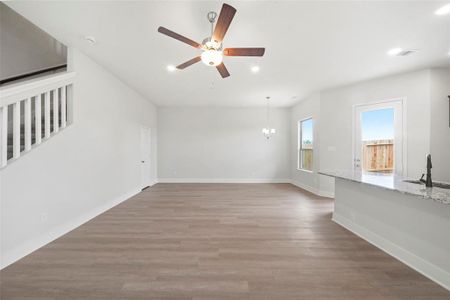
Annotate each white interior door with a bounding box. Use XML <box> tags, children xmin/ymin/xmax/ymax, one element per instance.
<box><xmin>354</xmin><ymin>99</ymin><xmax>404</xmax><ymax>175</ymax></box>
<box><xmin>140</xmin><ymin>126</ymin><xmax>152</xmax><ymax>189</ymax></box>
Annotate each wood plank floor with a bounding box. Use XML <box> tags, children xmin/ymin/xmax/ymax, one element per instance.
<box><xmin>1</xmin><ymin>183</ymin><xmax>449</xmax><ymax>299</ymax></box>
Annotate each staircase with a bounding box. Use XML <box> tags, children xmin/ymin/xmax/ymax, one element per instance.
<box><xmin>0</xmin><ymin>72</ymin><xmax>75</xmax><ymax>168</ymax></box>
<box><xmin>6</xmin><ymin>109</ymin><xmax>61</xmax><ymax>160</ymax></box>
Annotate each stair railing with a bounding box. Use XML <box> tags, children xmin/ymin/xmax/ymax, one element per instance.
<box><xmin>0</xmin><ymin>72</ymin><xmax>75</xmax><ymax>168</ymax></box>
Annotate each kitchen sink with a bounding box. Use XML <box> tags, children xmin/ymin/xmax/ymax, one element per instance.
<box><xmin>403</xmin><ymin>180</ymin><xmax>450</xmax><ymax>189</ymax></box>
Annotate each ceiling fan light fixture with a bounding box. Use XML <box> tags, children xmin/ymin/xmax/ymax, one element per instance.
<box><xmin>201</xmin><ymin>50</ymin><xmax>223</xmax><ymax>66</ymax></box>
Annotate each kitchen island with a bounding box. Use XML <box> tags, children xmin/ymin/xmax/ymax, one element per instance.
<box><xmin>320</xmin><ymin>170</ymin><xmax>450</xmax><ymax>291</ymax></box>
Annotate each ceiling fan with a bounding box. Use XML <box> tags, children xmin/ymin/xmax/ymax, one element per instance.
<box><xmin>157</xmin><ymin>3</ymin><xmax>265</xmax><ymax>78</ymax></box>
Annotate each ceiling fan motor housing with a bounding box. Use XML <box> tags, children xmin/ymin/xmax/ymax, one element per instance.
<box><xmin>202</xmin><ymin>37</ymin><xmax>222</xmax><ymax>51</ymax></box>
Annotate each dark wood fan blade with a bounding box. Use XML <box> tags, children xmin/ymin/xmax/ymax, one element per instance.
<box><xmin>216</xmin><ymin>63</ymin><xmax>230</xmax><ymax>78</ymax></box>
<box><xmin>158</xmin><ymin>26</ymin><xmax>201</xmax><ymax>48</ymax></box>
<box><xmin>212</xmin><ymin>4</ymin><xmax>237</xmax><ymax>42</ymax></box>
<box><xmin>223</xmin><ymin>48</ymin><xmax>265</xmax><ymax>56</ymax></box>
<box><xmin>177</xmin><ymin>56</ymin><xmax>202</xmax><ymax>69</ymax></box>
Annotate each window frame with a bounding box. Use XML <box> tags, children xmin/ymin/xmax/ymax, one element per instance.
<box><xmin>297</xmin><ymin>117</ymin><xmax>314</xmax><ymax>172</ymax></box>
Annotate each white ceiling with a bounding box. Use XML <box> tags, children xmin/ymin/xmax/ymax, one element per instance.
<box><xmin>5</xmin><ymin>1</ymin><xmax>450</xmax><ymax>107</ymax></box>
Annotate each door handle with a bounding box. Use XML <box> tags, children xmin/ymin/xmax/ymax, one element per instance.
<box><xmin>141</xmin><ymin>160</ymin><xmax>145</xmax><ymax>163</ymax></box>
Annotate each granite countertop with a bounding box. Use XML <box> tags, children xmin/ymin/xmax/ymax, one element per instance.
<box><xmin>319</xmin><ymin>170</ymin><xmax>450</xmax><ymax>205</ymax></box>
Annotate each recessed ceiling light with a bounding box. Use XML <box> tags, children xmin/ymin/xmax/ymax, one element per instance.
<box><xmin>435</xmin><ymin>3</ymin><xmax>450</xmax><ymax>15</ymax></box>
<box><xmin>84</xmin><ymin>36</ymin><xmax>96</xmax><ymax>45</ymax></box>
<box><xmin>387</xmin><ymin>48</ymin><xmax>403</xmax><ymax>56</ymax></box>
<box><xmin>251</xmin><ymin>66</ymin><xmax>260</xmax><ymax>73</ymax></box>
<box><xmin>167</xmin><ymin>65</ymin><xmax>176</xmax><ymax>72</ymax></box>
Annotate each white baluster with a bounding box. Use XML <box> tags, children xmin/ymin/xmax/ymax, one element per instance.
<box><xmin>35</xmin><ymin>94</ymin><xmax>42</xmax><ymax>144</ymax></box>
<box><xmin>0</xmin><ymin>106</ymin><xmax>7</xmax><ymax>168</ymax></box>
<box><xmin>24</xmin><ymin>98</ymin><xmax>32</xmax><ymax>151</ymax></box>
<box><xmin>53</xmin><ymin>88</ymin><xmax>59</xmax><ymax>133</ymax></box>
<box><xmin>44</xmin><ymin>91</ymin><xmax>50</xmax><ymax>138</ymax></box>
<box><xmin>13</xmin><ymin>101</ymin><xmax>21</xmax><ymax>159</ymax></box>
<box><xmin>61</xmin><ymin>86</ymin><xmax>66</xmax><ymax>128</ymax></box>
<box><xmin>0</xmin><ymin>72</ymin><xmax>75</xmax><ymax>167</ymax></box>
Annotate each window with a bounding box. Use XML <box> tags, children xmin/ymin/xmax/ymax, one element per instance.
<box><xmin>298</xmin><ymin>118</ymin><xmax>313</xmax><ymax>171</ymax></box>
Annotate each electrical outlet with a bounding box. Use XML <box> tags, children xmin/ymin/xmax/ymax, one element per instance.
<box><xmin>328</xmin><ymin>146</ymin><xmax>337</xmax><ymax>152</ymax></box>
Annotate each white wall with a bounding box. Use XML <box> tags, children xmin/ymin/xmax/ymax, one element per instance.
<box><xmin>321</xmin><ymin>69</ymin><xmax>431</xmax><ymax>179</ymax></box>
<box><xmin>430</xmin><ymin>68</ymin><xmax>450</xmax><ymax>182</ymax></box>
<box><xmin>290</xmin><ymin>93</ymin><xmax>328</xmax><ymax>195</ymax></box>
<box><xmin>0</xmin><ymin>49</ymin><xmax>157</xmax><ymax>268</ymax></box>
<box><xmin>0</xmin><ymin>2</ymin><xmax>67</xmax><ymax>81</ymax></box>
<box><xmin>319</xmin><ymin>70</ymin><xmax>432</xmax><ymax>194</ymax></box>
<box><xmin>290</xmin><ymin>69</ymin><xmax>444</xmax><ymax>196</ymax></box>
<box><xmin>158</xmin><ymin>107</ymin><xmax>290</xmax><ymax>182</ymax></box>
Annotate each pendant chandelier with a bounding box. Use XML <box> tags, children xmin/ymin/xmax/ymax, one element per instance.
<box><xmin>262</xmin><ymin>96</ymin><xmax>276</xmax><ymax>139</ymax></box>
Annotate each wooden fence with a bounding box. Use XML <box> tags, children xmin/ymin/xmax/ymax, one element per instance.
<box><xmin>362</xmin><ymin>139</ymin><xmax>394</xmax><ymax>172</ymax></box>
<box><xmin>300</xmin><ymin>144</ymin><xmax>313</xmax><ymax>171</ymax></box>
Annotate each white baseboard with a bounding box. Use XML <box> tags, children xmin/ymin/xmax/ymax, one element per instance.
<box><xmin>333</xmin><ymin>213</ymin><xmax>450</xmax><ymax>291</ymax></box>
<box><xmin>156</xmin><ymin>178</ymin><xmax>335</xmax><ymax>198</ymax></box>
<box><xmin>317</xmin><ymin>190</ymin><xmax>334</xmax><ymax>198</ymax></box>
<box><xmin>145</xmin><ymin>180</ymin><xmax>158</xmax><ymax>188</ymax></box>
<box><xmin>1</xmin><ymin>187</ymin><xmax>141</xmax><ymax>270</ymax></box>
<box><xmin>157</xmin><ymin>178</ymin><xmax>291</xmax><ymax>183</ymax></box>
<box><xmin>289</xmin><ymin>179</ymin><xmax>334</xmax><ymax>198</ymax></box>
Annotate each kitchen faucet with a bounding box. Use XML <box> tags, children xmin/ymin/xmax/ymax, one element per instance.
<box><xmin>420</xmin><ymin>154</ymin><xmax>433</xmax><ymax>188</ymax></box>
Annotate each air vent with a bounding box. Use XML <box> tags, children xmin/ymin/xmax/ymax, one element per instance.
<box><xmin>396</xmin><ymin>49</ymin><xmax>419</xmax><ymax>56</ymax></box>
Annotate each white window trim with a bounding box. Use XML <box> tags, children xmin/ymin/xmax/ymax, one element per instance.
<box><xmin>297</xmin><ymin>117</ymin><xmax>314</xmax><ymax>172</ymax></box>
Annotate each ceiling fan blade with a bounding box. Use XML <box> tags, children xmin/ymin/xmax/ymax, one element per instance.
<box><xmin>223</xmin><ymin>48</ymin><xmax>265</xmax><ymax>56</ymax></box>
<box><xmin>157</xmin><ymin>26</ymin><xmax>201</xmax><ymax>48</ymax></box>
<box><xmin>216</xmin><ymin>63</ymin><xmax>230</xmax><ymax>78</ymax></box>
<box><xmin>177</xmin><ymin>56</ymin><xmax>202</xmax><ymax>69</ymax></box>
<box><xmin>212</xmin><ymin>4</ymin><xmax>237</xmax><ymax>42</ymax></box>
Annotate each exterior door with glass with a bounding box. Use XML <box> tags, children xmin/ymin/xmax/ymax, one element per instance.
<box><xmin>354</xmin><ymin>99</ymin><xmax>404</xmax><ymax>175</ymax></box>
